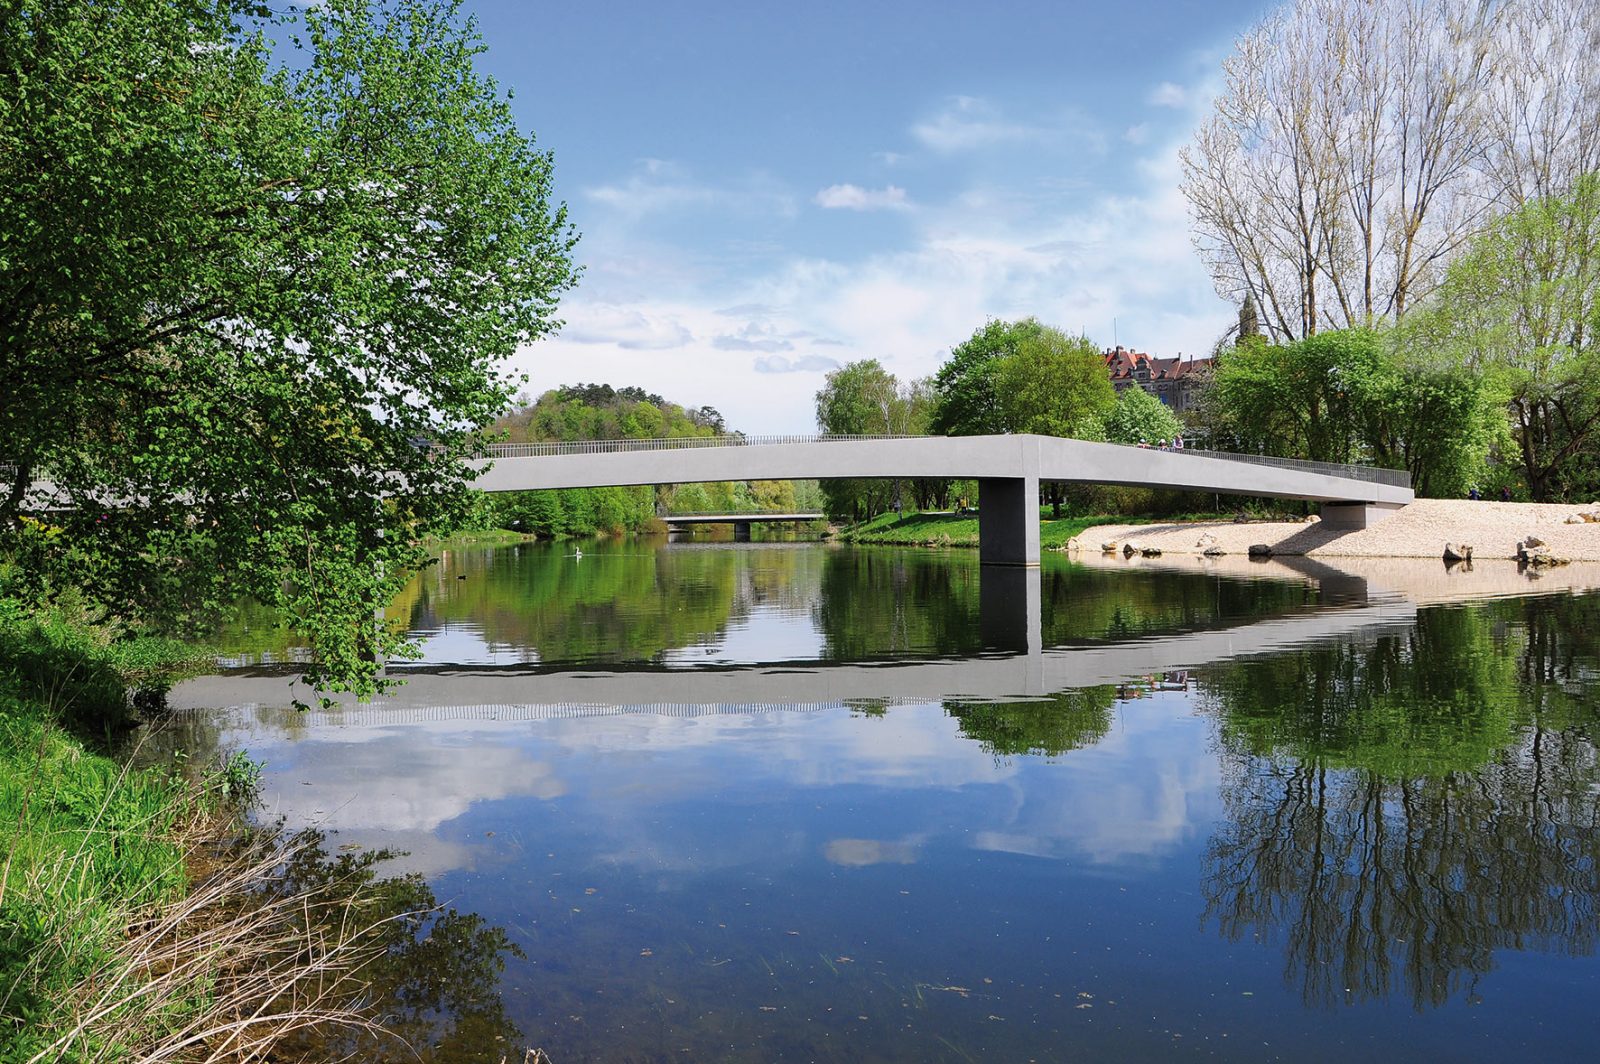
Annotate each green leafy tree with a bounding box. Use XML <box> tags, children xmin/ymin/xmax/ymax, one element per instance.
<box><xmin>0</xmin><ymin>0</ymin><xmax>579</xmax><ymax>694</ymax></box>
<box><xmin>929</xmin><ymin>319</ymin><xmax>1048</xmax><ymax>435</ymax></box>
<box><xmin>1362</xmin><ymin>362</ymin><xmax>1510</xmax><ymax>499</ymax></box>
<box><xmin>1207</xmin><ymin>327</ymin><xmax>1505</xmax><ymax>496</ymax></box>
<box><xmin>1210</xmin><ymin>330</ymin><xmax>1384</xmax><ymax>464</ymax></box>
<box><xmin>489</xmin><ymin>384</ymin><xmax>736</xmax><ymax>532</ymax></box>
<box><xmin>992</xmin><ymin>329</ymin><xmax>1116</xmax><ymax>439</ymax></box>
<box><xmin>1105</xmin><ymin>386</ymin><xmax>1184</xmax><ymax>446</ymax></box>
<box><xmin>814</xmin><ymin>360</ymin><xmax>931</xmax><ymax>520</ymax></box>
<box><xmin>1403</xmin><ymin>176</ymin><xmax>1600</xmax><ymax>501</ymax></box>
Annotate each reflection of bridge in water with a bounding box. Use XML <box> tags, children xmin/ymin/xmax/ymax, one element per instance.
<box><xmin>171</xmin><ymin>561</ymin><xmax>1417</xmax><ymax>712</ymax></box>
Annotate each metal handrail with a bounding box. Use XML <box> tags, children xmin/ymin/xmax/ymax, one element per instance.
<box><xmin>476</xmin><ymin>434</ymin><xmax>918</xmax><ymax>458</ymax></box>
<box><xmin>1172</xmin><ymin>448</ymin><xmax>1412</xmax><ymax>488</ymax></box>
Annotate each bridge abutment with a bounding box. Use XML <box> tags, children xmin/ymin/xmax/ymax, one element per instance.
<box><xmin>978</xmin><ymin>475</ymin><xmax>1040</xmax><ymax>566</ymax></box>
<box><xmin>1318</xmin><ymin>501</ymin><xmax>1406</xmax><ymax>529</ymax></box>
<box><xmin>733</xmin><ymin>521</ymin><xmax>752</xmax><ymax>542</ymax></box>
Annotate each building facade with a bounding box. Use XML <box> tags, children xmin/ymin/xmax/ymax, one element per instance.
<box><xmin>1103</xmin><ymin>346</ymin><xmax>1212</xmax><ymax>414</ymax></box>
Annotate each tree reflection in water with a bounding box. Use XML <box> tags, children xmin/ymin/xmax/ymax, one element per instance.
<box><xmin>944</xmin><ymin>687</ymin><xmax>1118</xmax><ymax>759</ymax></box>
<box><xmin>1198</xmin><ymin>594</ymin><xmax>1600</xmax><ymax>1009</ymax></box>
<box><xmin>267</xmin><ymin>831</ymin><xmax>528</xmax><ymax>1062</ymax></box>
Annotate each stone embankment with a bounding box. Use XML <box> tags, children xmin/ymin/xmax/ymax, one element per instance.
<box><xmin>1074</xmin><ymin>498</ymin><xmax>1600</xmax><ymax>561</ymax></box>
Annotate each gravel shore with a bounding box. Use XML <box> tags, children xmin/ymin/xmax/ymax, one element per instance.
<box><xmin>1071</xmin><ymin>498</ymin><xmax>1600</xmax><ymax>561</ymax></box>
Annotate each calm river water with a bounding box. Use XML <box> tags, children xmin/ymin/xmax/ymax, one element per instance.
<box><xmin>163</xmin><ymin>538</ymin><xmax>1600</xmax><ymax>1062</ymax></box>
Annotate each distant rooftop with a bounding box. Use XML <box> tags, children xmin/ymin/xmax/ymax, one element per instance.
<box><xmin>1103</xmin><ymin>345</ymin><xmax>1212</xmax><ymax>383</ymax></box>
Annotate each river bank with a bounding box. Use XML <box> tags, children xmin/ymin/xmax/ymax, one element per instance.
<box><xmin>835</xmin><ymin>510</ymin><xmax>1207</xmax><ymax>549</ymax></box>
<box><xmin>0</xmin><ymin>603</ymin><xmax>524</xmax><ymax>1059</ymax></box>
<box><xmin>1073</xmin><ymin>498</ymin><xmax>1600</xmax><ymax>561</ymax></box>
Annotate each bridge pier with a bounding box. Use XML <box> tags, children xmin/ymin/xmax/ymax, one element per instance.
<box><xmin>978</xmin><ymin>475</ymin><xmax>1040</xmax><ymax>566</ymax></box>
<box><xmin>733</xmin><ymin>520</ymin><xmax>752</xmax><ymax>542</ymax></box>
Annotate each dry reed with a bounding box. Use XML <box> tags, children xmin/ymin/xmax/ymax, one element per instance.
<box><xmin>22</xmin><ymin>818</ymin><xmax>413</xmax><ymax>1063</ymax></box>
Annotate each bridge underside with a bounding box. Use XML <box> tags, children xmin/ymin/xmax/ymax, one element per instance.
<box><xmin>470</xmin><ymin>435</ymin><xmax>1413</xmax><ymax>567</ymax></box>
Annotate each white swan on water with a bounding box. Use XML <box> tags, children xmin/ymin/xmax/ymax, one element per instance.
<box><xmin>574</xmin><ymin>547</ymin><xmax>583</xmax><ymax>560</ymax></box>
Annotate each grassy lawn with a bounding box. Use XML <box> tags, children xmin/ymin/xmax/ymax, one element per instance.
<box><xmin>835</xmin><ymin>510</ymin><xmax>1140</xmax><ymax>549</ymax></box>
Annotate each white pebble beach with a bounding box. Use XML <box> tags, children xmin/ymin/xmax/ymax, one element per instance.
<box><xmin>1072</xmin><ymin>498</ymin><xmax>1600</xmax><ymax>561</ymax></box>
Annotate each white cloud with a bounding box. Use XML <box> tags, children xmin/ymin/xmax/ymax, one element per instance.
<box><xmin>1124</xmin><ymin>122</ymin><xmax>1150</xmax><ymax>145</ymax></box>
<box><xmin>912</xmin><ymin>95</ymin><xmax>1034</xmax><ymax>152</ymax></box>
<box><xmin>509</xmin><ymin>99</ymin><xmax>1232</xmax><ymax>434</ymax></box>
<box><xmin>713</xmin><ymin>320</ymin><xmax>794</xmax><ymax>352</ymax></box>
<box><xmin>910</xmin><ymin>95</ymin><xmax>1103</xmax><ymax>155</ymax></box>
<box><xmin>583</xmin><ymin>158</ymin><xmax>796</xmax><ymax>221</ymax></box>
<box><xmin>1149</xmin><ymin>81</ymin><xmax>1188</xmax><ymax>108</ymax></box>
<box><xmin>752</xmin><ymin>353</ymin><xmax>841</xmax><ymax>374</ymax></box>
<box><xmin>561</xmin><ymin>303</ymin><xmax>694</xmax><ymax>350</ymax></box>
<box><xmin>814</xmin><ymin>183</ymin><xmax>913</xmax><ymax>211</ymax></box>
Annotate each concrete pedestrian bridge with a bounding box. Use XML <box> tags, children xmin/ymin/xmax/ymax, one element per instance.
<box><xmin>472</xmin><ymin>434</ymin><xmax>1413</xmax><ymax>565</ymax></box>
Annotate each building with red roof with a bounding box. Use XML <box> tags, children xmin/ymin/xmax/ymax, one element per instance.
<box><xmin>1103</xmin><ymin>346</ymin><xmax>1212</xmax><ymax>414</ymax></box>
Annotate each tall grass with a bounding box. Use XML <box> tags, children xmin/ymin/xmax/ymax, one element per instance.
<box><xmin>0</xmin><ymin>601</ymin><xmax>538</xmax><ymax>1061</ymax></box>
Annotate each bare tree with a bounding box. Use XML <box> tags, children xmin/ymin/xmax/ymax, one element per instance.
<box><xmin>1479</xmin><ymin>0</ymin><xmax>1600</xmax><ymax>209</ymax></box>
<box><xmin>1182</xmin><ymin>0</ymin><xmax>1598</xmax><ymax>341</ymax></box>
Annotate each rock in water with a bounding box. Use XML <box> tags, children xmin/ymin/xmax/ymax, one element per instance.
<box><xmin>1122</xmin><ymin>542</ymin><xmax>1140</xmax><ymax>558</ymax></box>
<box><xmin>1247</xmin><ymin>543</ymin><xmax>1273</xmax><ymax>558</ymax></box>
<box><xmin>1140</xmin><ymin>547</ymin><xmax>1162</xmax><ymax>557</ymax></box>
<box><xmin>1442</xmin><ymin>543</ymin><xmax>1473</xmax><ymax>562</ymax></box>
<box><xmin>1202</xmin><ymin>545</ymin><xmax>1226</xmax><ymax>557</ymax></box>
<box><xmin>1101</xmin><ymin>540</ymin><xmax>1119</xmax><ymax>553</ymax></box>
<box><xmin>1519</xmin><ymin>540</ymin><xmax>1569</xmax><ymax>567</ymax></box>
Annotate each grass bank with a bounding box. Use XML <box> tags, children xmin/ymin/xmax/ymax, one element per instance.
<box><xmin>836</xmin><ymin>511</ymin><xmax>1175</xmax><ymax>550</ymax></box>
<box><xmin>0</xmin><ymin>600</ymin><xmax>534</xmax><ymax>1061</ymax></box>
<box><xmin>426</xmin><ymin>527</ymin><xmax>542</xmax><ymax>548</ymax></box>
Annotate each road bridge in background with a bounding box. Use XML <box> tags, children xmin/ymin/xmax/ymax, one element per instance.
<box><xmin>472</xmin><ymin>434</ymin><xmax>1414</xmax><ymax>566</ymax></box>
<box><xmin>662</xmin><ymin>511</ymin><xmax>823</xmax><ymax>541</ymax></box>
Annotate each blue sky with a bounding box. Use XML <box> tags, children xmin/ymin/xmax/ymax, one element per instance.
<box><xmin>465</xmin><ymin>0</ymin><xmax>1274</xmax><ymax>432</ymax></box>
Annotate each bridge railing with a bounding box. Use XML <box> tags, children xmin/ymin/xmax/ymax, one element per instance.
<box><xmin>477</xmin><ymin>434</ymin><xmax>918</xmax><ymax>458</ymax></box>
<box><xmin>1172</xmin><ymin>448</ymin><xmax>1412</xmax><ymax>489</ymax></box>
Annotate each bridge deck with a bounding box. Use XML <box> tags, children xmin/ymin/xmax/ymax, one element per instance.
<box><xmin>470</xmin><ymin>434</ymin><xmax>1413</xmax><ymax>565</ymax></box>
<box><xmin>471</xmin><ymin>434</ymin><xmax>1412</xmax><ymax>504</ymax></box>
